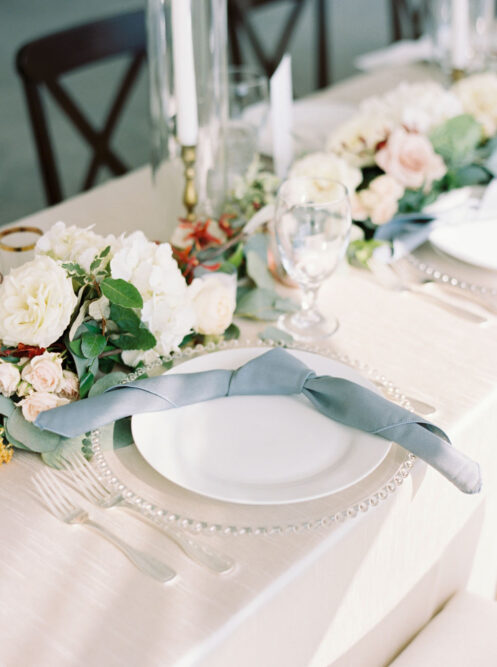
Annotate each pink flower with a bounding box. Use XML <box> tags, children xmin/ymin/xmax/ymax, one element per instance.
<box><xmin>20</xmin><ymin>392</ymin><xmax>69</xmax><ymax>423</ymax></box>
<box><xmin>21</xmin><ymin>352</ymin><xmax>63</xmax><ymax>393</ymax></box>
<box><xmin>375</xmin><ymin>128</ymin><xmax>446</xmax><ymax>191</ymax></box>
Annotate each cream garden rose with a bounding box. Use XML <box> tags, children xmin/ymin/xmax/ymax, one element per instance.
<box><xmin>0</xmin><ymin>255</ymin><xmax>77</xmax><ymax>348</ymax></box>
<box><xmin>375</xmin><ymin>128</ymin><xmax>446</xmax><ymax>191</ymax></box>
<box><xmin>453</xmin><ymin>72</ymin><xmax>497</xmax><ymax>138</ymax></box>
<box><xmin>289</xmin><ymin>152</ymin><xmax>362</xmax><ymax>196</ymax></box>
<box><xmin>189</xmin><ymin>273</ymin><xmax>237</xmax><ymax>335</ymax></box>
<box><xmin>21</xmin><ymin>352</ymin><xmax>64</xmax><ymax>393</ymax></box>
<box><xmin>58</xmin><ymin>370</ymin><xmax>80</xmax><ymax>400</ymax></box>
<box><xmin>36</xmin><ymin>221</ymin><xmax>116</xmax><ymax>273</ymax></box>
<box><xmin>352</xmin><ymin>175</ymin><xmax>405</xmax><ymax>225</ymax></box>
<box><xmin>0</xmin><ymin>361</ymin><xmax>20</xmax><ymax>398</ymax></box>
<box><xmin>20</xmin><ymin>392</ymin><xmax>70</xmax><ymax>423</ymax></box>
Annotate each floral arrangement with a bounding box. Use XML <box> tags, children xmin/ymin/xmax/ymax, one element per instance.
<box><xmin>0</xmin><ymin>162</ymin><xmax>296</xmax><ymax>465</ymax></box>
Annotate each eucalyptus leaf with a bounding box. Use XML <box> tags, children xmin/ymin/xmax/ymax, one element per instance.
<box><xmin>113</xmin><ymin>417</ymin><xmax>134</xmax><ymax>449</ymax></box>
<box><xmin>4</xmin><ymin>421</ymin><xmax>31</xmax><ymax>450</ymax></box>
<box><xmin>109</xmin><ymin>303</ymin><xmax>141</xmax><ymax>333</ymax></box>
<box><xmin>7</xmin><ymin>408</ymin><xmax>60</xmax><ymax>453</ymax></box>
<box><xmin>246</xmin><ymin>250</ymin><xmax>275</xmax><ymax>289</ymax></box>
<box><xmin>258</xmin><ymin>326</ymin><xmax>293</xmax><ymax>345</ymax></box>
<box><xmin>88</xmin><ymin>371</ymin><xmax>127</xmax><ymax>397</ymax></box>
<box><xmin>236</xmin><ymin>287</ymin><xmax>294</xmax><ymax>320</ymax></box>
<box><xmin>223</xmin><ymin>323</ymin><xmax>241</xmax><ymax>341</ymax></box>
<box><xmin>226</xmin><ymin>242</ymin><xmax>245</xmax><ymax>268</ymax></box>
<box><xmin>81</xmin><ymin>332</ymin><xmax>107</xmax><ymax>359</ymax></box>
<box><xmin>79</xmin><ymin>371</ymin><xmax>94</xmax><ymax>398</ymax></box>
<box><xmin>243</xmin><ymin>232</ymin><xmax>269</xmax><ymax>262</ymax></box>
<box><xmin>101</xmin><ymin>278</ymin><xmax>143</xmax><ymax>309</ymax></box>
<box><xmin>347</xmin><ymin>239</ymin><xmax>387</xmax><ymax>268</ymax></box>
<box><xmin>0</xmin><ymin>395</ymin><xmax>15</xmax><ymax>418</ymax></box>
<box><xmin>113</xmin><ymin>328</ymin><xmax>156</xmax><ymax>351</ymax></box>
<box><xmin>430</xmin><ymin>114</ymin><xmax>483</xmax><ymax>166</ymax></box>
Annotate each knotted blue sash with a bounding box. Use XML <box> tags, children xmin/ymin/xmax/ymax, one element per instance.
<box><xmin>35</xmin><ymin>348</ymin><xmax>481</xmax><ymax>494</ymax></box>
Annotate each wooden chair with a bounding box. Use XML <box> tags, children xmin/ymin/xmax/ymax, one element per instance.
<box><xmin>390</xmin><ymin>0</ymin><xmax>430</xmax><ymax>41</ymax></box>
<box><xmin>15</xmin><ymin>10</ymin><xmax>146</xmax><ymax>206</ymax></box>
<box><xmin>228</xmin><ymin>0</ymin><xmax>330</xmax><ymax>90</ymax></box>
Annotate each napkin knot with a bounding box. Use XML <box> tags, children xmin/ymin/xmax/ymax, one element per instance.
<box><xmin>227</xmin><ymin>347</ymin><xmax>315</xmax><ymax>397</ymax></box>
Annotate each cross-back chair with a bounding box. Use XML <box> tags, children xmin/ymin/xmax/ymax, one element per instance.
<box><xmin>16</xmin><ymin>9</ymin><xmax>146</xmax><ymax>206</ymax></box>
<box><xmin>390</xmin><ymin>0</ymin><xmax>430</xmax><ymax>41</ymax></box>
<box><xmin>228</xmin><ymin>0</ymin><xmax>330</xmax><ymax>90</ymax></box>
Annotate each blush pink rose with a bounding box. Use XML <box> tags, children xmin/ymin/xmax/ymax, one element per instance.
<box><xmin>20</xmin><ymin>392</ymin><xmax>69</xmax><ymax>422</ymax></box>
<box><xmin>375</xmin><ymin>128</ymin><xmax>446</xmax><ymax>191</ymax></box>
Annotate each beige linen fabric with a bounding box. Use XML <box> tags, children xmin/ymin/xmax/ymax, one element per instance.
<box><xmin>1</xmin><ymin>64</ymin><xmax>497</xmax><ymax>667</ymax></box>
<box><xmin>389</xmin><ymin>591</ymin><xmax>497</xmax><ymax>666</ymax></box>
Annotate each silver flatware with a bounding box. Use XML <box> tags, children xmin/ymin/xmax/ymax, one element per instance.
<box><xmin>60</xmin><ymin>452</ymin><xmax>235</xmax><ymax>575</ymax></box>
<box><xmin>32</xmin><ymin>469</ymin><xmax>176</xmax><ymax>582</ymax></box>
<box><xmin>368</xmin><ymin>258</ymin><xmax>487</xmax><ymax>324</ymax></box>
<box><xmin>392</xmin><ymin>257</ymin><xmax>497</xmax><ymax>316</ymax></box>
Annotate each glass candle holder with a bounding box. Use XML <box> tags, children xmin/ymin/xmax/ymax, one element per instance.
<box><xmin>0</xmin><ymin>226</ymin><xmax>43</xmax><ymax>283</ymax></box>
<box><xmin>147</xmin><ymin>0</ymin><xmax>229</xmax><ymax>238</ymax></box>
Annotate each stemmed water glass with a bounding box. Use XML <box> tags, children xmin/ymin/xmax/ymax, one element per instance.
<box><xmin>273</xmin><ymin>177</ymin><xmax>351</xmax><ymax>339</ymax></box>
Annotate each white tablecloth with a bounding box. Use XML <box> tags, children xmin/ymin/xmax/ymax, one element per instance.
<box><xmin>1</xmin><ymin>64</ymin><xmax>497</xmax><ymax>667</ymax></box>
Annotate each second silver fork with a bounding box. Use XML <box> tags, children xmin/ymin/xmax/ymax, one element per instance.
<box><xmin>60</xmin><ymin>453</ymin><xmax>235</xmax><ymax>574</ymax></box>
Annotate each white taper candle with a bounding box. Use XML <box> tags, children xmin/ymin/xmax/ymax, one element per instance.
<box><xmin>171</xmin><ymin>0</ymin><xmax>199</xmax><ymax>146</ymax></box>
<box><xmin>451</xmin><ymin>0</ymin><xmax>471</xmax><ymax>70</ymax></box>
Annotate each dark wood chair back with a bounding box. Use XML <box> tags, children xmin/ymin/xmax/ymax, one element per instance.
<box><xmin>391</xmin><ymin>0</ymin><xmax>429</xmax><ymax>41</ymax></box>
<box><xmin>228</xmin><ymin>0</ymin><xmax>330</xmax><ymax>90</ymax></box>
<box><xmin>16</xmin><ymin>10</ymin><xmax>146</xmax><ymax>206</ymax></box>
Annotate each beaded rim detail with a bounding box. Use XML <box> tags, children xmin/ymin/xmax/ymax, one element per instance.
<box><xmin>406</xmin><ymin>253</ymin><xmax>497</xmax><ymax>297</ymax></box>
<box><xmin>90</xmin><ymin>339</ymin><xmax>417</xmax><ymax>536</ymax></box>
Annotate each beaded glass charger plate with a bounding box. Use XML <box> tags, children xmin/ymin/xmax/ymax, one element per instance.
<box><xmin>91</xmin><ymin>341</ymin><xmax>415</xmax><ymax>536</ymax></box>
<box><xmin>131</xmin><ymin>348</ymin><xmax>392</xmax><ymax>505</ymax></box>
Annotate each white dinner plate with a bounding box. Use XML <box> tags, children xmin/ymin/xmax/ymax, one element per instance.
<box><xmin>429</xmin><ymin>217</ymin><xmax>497</xmax><ymax>271</ymax></box>
<box><xmin>131</xmin><ymin>348</ymin><xmax>392</xmax><ymax>505</ymax></box>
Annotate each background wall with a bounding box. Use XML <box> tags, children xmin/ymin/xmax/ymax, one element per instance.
<box><xmin>0</xmin><ymin>0</ymin><xmax>392</xmax><ymax>227</ymax></box>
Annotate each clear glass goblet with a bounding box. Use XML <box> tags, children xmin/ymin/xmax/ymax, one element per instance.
<box><xmin>273</xmin><ymin>177</ymin><xmax>351</xmax><ymax>339</ymax></box>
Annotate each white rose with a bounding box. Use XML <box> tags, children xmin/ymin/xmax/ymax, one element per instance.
<box><xmin>36</xmin><ymin>221</ymin><xmax>116</xmax><ymax>273</ymax></box>
<box><xmin>121</xmin><ymin>349</ymin><xmax>161</xmax><ymax>368</ymax></box>
<box><xmin>58</xmin><ymin>370</ymin><xmax>80</xmax><ymax>400</ymax></box>
<box><xmin>110</xmin><ymin>232</ymin><xmax>195</xmax><ymax>363</ymax></box>
<box><xmin>289</xmin><ymin>152</ymin><xmax>363</xmax><ymax>196</ymax></box>
<box><xmin>20</xmin><ymin>392</ymin><xmax>70</xmax><ymax>423</ymax></box>
<box><xmin>453</xmin><ymin>72</ymin><xmax>497</xmax><ymax>138</ymax></box>
<box><xmin>0</xmin><ymin>255</ymin><xmax>77</xmax><ymax>348</ymax></box>
<box><xmin>189</xmin><ymin>273</ymin><xmax>237</xmax><ymax>335</ymax></box>
<box><xmin>21</xmin><ymin>352</ymin><xmax>64</xmax><ymax>393</ymax></box>
<box><xmin>0</xmin><ymin>361</ymin><xmax>20</xmax><ymax>397</ymax></box>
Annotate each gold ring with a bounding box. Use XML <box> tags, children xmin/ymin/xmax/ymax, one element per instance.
<box><xmin>0</xmin><ymin>226</ymin><xmax>43</xmax><ymax>252</ymax></box>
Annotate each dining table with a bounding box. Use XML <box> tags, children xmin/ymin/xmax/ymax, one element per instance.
<box><xmin>1</xmin><ymin>62</ymin><xmax>497</xmax><ymax>667</ymax></box>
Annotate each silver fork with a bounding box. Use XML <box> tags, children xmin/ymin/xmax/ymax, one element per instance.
<box><xmin>59</xmin><ymin>452</ymin><xmax>234</xmax><ymax>574</ymax></box>
<box><xmin>32</xmin><ymin>469</ymin><xmax>176</xmax><ymax>583</ymax></box>
<box><xmin>368</xmin><ymin>258</ymin><xmax>487</xmax><ymax>324</ymax></box>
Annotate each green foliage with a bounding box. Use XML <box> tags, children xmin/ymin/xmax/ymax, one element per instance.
<box><xmin>246</xmin><ymin>250</ymin><xmax>275</xmax><ymax>289</ymax></box>
<box><xmin>101</xmin><ymin>278</ymin><xmax>143</xmax><ymax>309</ymax></box>
<box><xmin>112</xmin><ymin>328</ymin><xmax>156</xmax><ymax>351</ymax></box>
<box><xmin>113</xmin><ymin>417</ymin><xmax>134</xmax><ymax>449</ymax></box>
<box><xmin>347</xmin><ymin>239</ymin><xmax>388</xmax><ymax>268</ymax></box>
<box><xmin>7</xmin><ymin>408</ymin><xmax>60</xmax><ymax>453</ymax></box>
<box><xmin>0</xmin><ymin>395</ymin><xmax>15</xmax><ymax>418</ymax></box>
<box><xmin>258</xmin><ymin>326</ymin><xmax>293</xmax><ymax>345</ymax></box>
<box><xmin>81</xmin><ymin>332</ymin><xmax>107</xmax><ymax>359</ymax></box>
<box><xmin>223</xmin><ymin>323</ymin><xmax>240</xmax><ymax>341</ymax></box>
<box><xmin>88</xmin><ymin>372</ymin><xmax>127</xmax><ymax>397</ymax></box>
<box><xmin>430</xmin><ymin>114</ymin><xmax>483</xmax><ymax>167</ymax></box>
<box><xmin>236</xmin><ymin>287</ymin><xmax>297</xmax><ymax>320</ymax></box>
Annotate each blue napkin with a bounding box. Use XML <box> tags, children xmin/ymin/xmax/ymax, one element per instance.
<box><xmin>35</xmin><ymin>348</ymin><xmax>481</xmax><ymax>494</ymax></box>
<box><xmin>373</xmin><ymin>213</ymin><xmax>435</xmax><ymax>262</ymax></box>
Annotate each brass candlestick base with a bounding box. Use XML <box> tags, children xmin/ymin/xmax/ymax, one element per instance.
<box><xmin>181</xmin><ymin>145</ymin><xmax>198</xmax><ymax>222</ymax></box>
<box><xmin>451</xmin><ymin>67</ymin><xmax>466</xmax><ymax>82</ymax></box>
